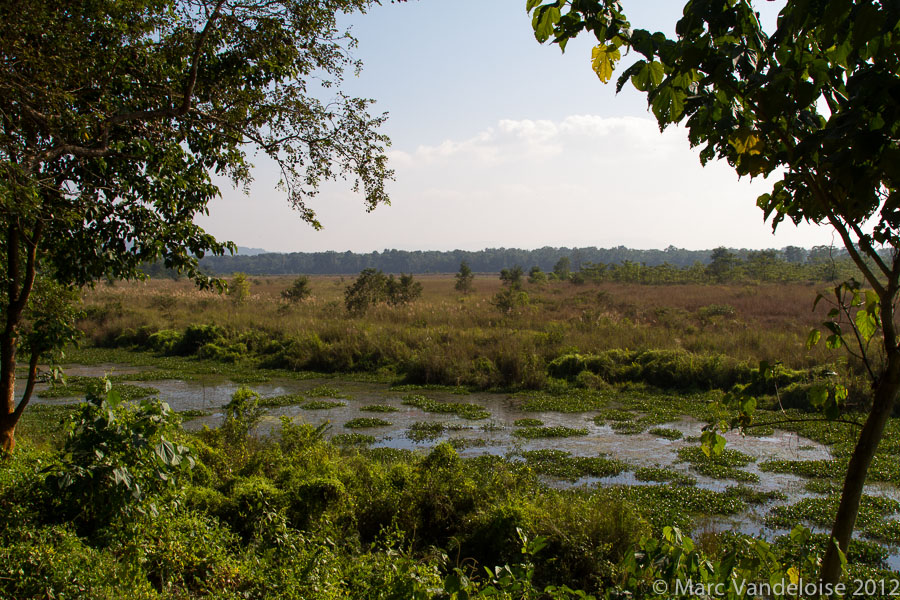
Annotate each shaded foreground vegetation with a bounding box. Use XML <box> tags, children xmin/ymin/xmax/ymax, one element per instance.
<box><xmin>7</xmin><ymin>374</ymin><xmax>900</xmax><ymax>599</ymax></box>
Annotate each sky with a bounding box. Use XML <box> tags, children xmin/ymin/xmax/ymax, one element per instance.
<box><xmin>196</xmin><ymin>0</ymin><xmax>843</xmax><ymax>254</ymax></box>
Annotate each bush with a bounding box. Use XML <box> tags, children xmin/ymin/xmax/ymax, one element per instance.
<box><xmin>282</xmin><ymin>275</ymin><xmax>312</xmax><ymax>303</ymax></box>
<box><xmin>43</xmin><ymin>382</ymin><xmax>194</xmax><ymax>533</ymax></box>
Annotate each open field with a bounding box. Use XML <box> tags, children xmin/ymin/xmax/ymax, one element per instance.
<box><xmin>79</xmin><ymin>275</ymin><xmax>844</xmax><ymax>390</ymax></box>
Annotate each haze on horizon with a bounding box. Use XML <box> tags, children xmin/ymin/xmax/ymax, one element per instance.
<box><xmin>196</xmin><ymin>0</ymin><xmax>842</xmax><ymax>255</ymax></box>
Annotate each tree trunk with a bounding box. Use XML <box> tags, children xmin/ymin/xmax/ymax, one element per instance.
<box><xmin>0</xmin><ymin>220</ymin><xmax>41</xmax><ymax>453</ymax></box>
<box><xmin>819</xmin><ymin>352</ymin><xmax>900</xmax><ymax>584</ymax></box>
<box><xmin>0</xmin><ymin>330</ymin><xmax>16</xmax><ymax>453</ymax></box>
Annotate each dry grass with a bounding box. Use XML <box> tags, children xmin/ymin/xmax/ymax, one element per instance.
<box><xmin>79</xmin><ymin>275</ymin><xmax>840</xmax><ymax>388</ymax></box>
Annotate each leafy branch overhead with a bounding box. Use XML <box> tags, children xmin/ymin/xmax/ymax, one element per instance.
<box><xmin>0</xmin><ymin>0</ymin><xmax>394</xmax><ymax>452</ymax></box>
<box><xmin>527</xmin><ymin>0</ymin><xmax>900</xmax><ymax>586</ymax></box>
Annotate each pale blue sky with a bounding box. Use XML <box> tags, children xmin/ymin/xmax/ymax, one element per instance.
<box><xmin>198</xmin><ymin>0</ymin><xmax>841</xmax><ymax>253</ymax></box>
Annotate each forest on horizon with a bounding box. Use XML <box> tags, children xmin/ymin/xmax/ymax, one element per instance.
<box><xmin>196</xmin><ymin>244</ymin><xmax>851</xmax><ymax>275</ymax></box>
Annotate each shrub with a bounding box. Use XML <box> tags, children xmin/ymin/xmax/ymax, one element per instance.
<box><xmin>43</xmin><ymin>382</ymin><xmax>194</xmax><ymax>532</ymax></box>
<box><xmin>281</xmin><ymin>275</ymin><xmax>312</xmax><ymax>303</ymax></box>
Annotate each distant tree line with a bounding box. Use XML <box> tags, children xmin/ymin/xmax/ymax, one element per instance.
<box><xmin>196</xmin><ymin>245</ymin><xmax>854</xmax><ymax>276</ymax></box>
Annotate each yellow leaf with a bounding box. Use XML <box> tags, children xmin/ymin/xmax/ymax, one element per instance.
<box><xmin>730</xmin><ymin>129</ymin><xmax>763</xmax><ymax>156</ymax></box>
<box><xmin>591</xmin><ymin>44</ymin><xmax>621</xmax><ymax>83</ymax></box>
<box><xmin>787</xmin><ymin>567</ymin><xmax>800</xmax><ymax>585</ymax></box>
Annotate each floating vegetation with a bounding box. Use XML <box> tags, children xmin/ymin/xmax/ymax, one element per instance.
<box><xmin>766</xmin><ymin>496</ymin><xmax>900</xmax><ymax>539</ymax></box>
<box><xmin>513</xmin><ymin>418</ymin><xmax>544</xmax><ymax>427</ymax></box>
<box><xmin>677</xmin><ymin>446</ymin><xmax>759</xmax><ymax>483</ymax></box>
<box><xmin>512</xmin><ymin>426</ymin><xmax>589</xmax><ymax>439</ymax></box>
<box><xmin>804</xmin><ymin>479</ymin><xmax>841</xmax><ymax>495</ymax></box>
<box><xmin>517</xmin><ymin>390</ymin><xmax>606</xmax><ymax>413</ymax></box>
<box><xmin>519</xmin><ymin>449</ymin><xmax>627</xmax><ymax>481</ymax></box>
<box><xmin>390</xmin><ymin>383</ymin><xmax>469</xmax><ymax>395</ymax></box>
<box><xmin>228</xmin><ymin>373</ymin><xmax>271</xmax><ymax>384</ymax></box>
<box><xmin>360</xmin><ymin>404</ymin><xmax>398</xmax><ymax>413</ymax></box>
<box><xmin>258</xmin><ymin>393</ymin><xmax>305</xmax><ymax>408</ymax></box>
<box><xmin>344</xmin><ymin>417</ymin><xmax>391</xmax><ymax>429</ymax></box>
<box><xmin>610</xmin><ymin>485</ymin><xmax>747</xmax><ymax>531</ymax></box>
<box><xmin>297</xmin><ymin>400</ymin><xmax>346</xmax><ymax>410</ymax></box>
<box><xmin>177</xmin><ymin>409</ymin><xmax>213</xmax><ymax>419</ymax></box>
<box><xmin>479</xmin><ymin>421</ymin><xmax>504</xmax><ymax>432</ymax></box>
<box><xmin>597</xmin><ymin>409</ymin><xmax>636</xmax><ymax>422</ymax></box>
<box><xmin>38</xmin><ymin>379</ymin><xmax>159</xmax><ymax>401</ymax></box>
<box><xmin>774</xmin><ymin>534</ymin><xmax>889</xmax><ymax>570</ymax></box>
<box><xmin>634</xmin><ymin>466</ymin><xmax>696</xmax><ymax>486</ymax></box>
<box><xmin>407</xmin><ymin>421</ymin><xmax>468</xmax><ymax>442</ymax></box>
<box><xmin>723</xmin><ymin>486</ymin><xmax>786</xmax><ymax>505</ymax></box>
<box><xmin>745</xmin><ymin>425</ymin><xmax>775</xmax><ymax>437</ymax></box>
<box><xmin>331</xmin><ymin>433</ymin><xmax>376</xmax><ymax>446</ymax></box>
<box><xmin>760</xmin><ymin>458</ymin><xmax>845</xmax><ymax>480</ymax></box>
<box><xmin>307</xmin><ymin>385</ymin><xmax>351</xmax><ymax>400</ymax></box>
<box><xmin>448</xmin><ymin>437</ymin><xmax>496</xmax><ymax>450</ymax></box>
<box><xmin>610</xmin><ymin>421</ymin><xmax>647</xmax><ymax>435</ymax></box>
<box><xmin>400</xmin><ymin>394</ymin><xmax>490</xmax><ymax>420</ymax></box>
<box><xmin>649</xmin><ymin>427</ymin><xmax>683</xmax><ymax>440</ymax></box>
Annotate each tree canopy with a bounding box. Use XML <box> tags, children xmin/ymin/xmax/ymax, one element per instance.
<box><xmin>0</xmin><ymin>0</ymin><xmax>393</xmax><ymax>450</ymax></box>
<box><xmin>528</xmin><ymin>0</ymin><xmax>900</xmax><ymax>585</ymax></box>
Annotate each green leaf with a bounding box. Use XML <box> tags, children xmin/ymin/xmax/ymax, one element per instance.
<box><xmin>631</xmin><ymin>60</ymin><xmax>664</xmax><ymax>91</ymax></box>
<box><xmin>809</xmin><ymin>385</ymin><xmax>828</xmax><ymax>409</ymax></box>
<box><xmin>855</xmin><ymin>309</ymin><xmax>877</xmax><ymax>342</ymax></box>
<box><xmin>650</xmin><ymin>85</ymin><xmax>685</xmax><ymax>122</ymax></box>
<box><xmin>806</xmin><ymin>328</ymin><xmax>821</xmax><ymax>349</ymax></box>
<box><xmin>700</xmin><ymin>429</ymin><xmax>726</xmax><ymax>457</ymax></box>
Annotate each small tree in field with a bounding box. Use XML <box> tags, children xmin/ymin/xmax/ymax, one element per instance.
<box><xmin>228</xmin><ymin>273</ymin><xmax>250</xmax><ymax>305</ymax></box>
<box><xmin>499</xmin><ymin>265</ymin><xmax>524</xmax><ymax>290</ymax></box>
<box><xmin>345</xmin><ymin>269</ymin><xmax>422</xmax><ymax>315</ymax></box>
<box><xmin>552</xmin><ymin>256</ymin><xmax>571</xmax><ymax>281</ymax></box>
<box><xmin>528</xmin><ymin>266</ymin><xmax>548</xmax><ymax>286</ymax></box>
<box><xmin>529</xmin><ymin>0</ymin><xmax>900</xmax><ymax>584</ymax></box>
<box><xmin>386</xmin><ymin>273</ymin><xmax>423</xmax><ymax>306</ymax></box>
<box><xmin>455</xmin><ymin>261</ymin><xmax>475</xmax><ymax>294</ymax></box>
<box><xmin>282</xmin><ymin>275</ymin><xmax>313</xmax><ymax>304</ymax></box>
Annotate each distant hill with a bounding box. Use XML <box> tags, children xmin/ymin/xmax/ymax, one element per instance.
<box><xmin>198</xmin><ymin>245</ymin><xmax>846</xmax><ymax>276</ymax></box>
<box><xmin>235</xmin><ymin>246</ymin><xmax>269</xmax><ymax>256</ymax></box>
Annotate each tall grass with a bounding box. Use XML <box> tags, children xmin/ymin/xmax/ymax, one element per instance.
<box><xmin>79</xmin><ymin>276</ymin><xmax>840</xmax><ymax>389</ymax></box>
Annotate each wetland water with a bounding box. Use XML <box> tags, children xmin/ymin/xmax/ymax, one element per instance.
<box><xmin>30</xmin><ymin>364</ymin><xmax>900</xmax><ymax>567</ymax></box>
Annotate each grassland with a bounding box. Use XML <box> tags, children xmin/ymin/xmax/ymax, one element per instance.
<box><xmin>79</xmin><ymin>275</ymin><xmax>844</xmax><ymax>391</ymax></box>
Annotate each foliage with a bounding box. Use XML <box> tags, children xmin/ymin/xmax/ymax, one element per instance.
<box><xmin>228</xmin><ymin>273</ymin><xmax>250</xmax><ymax>305</ymax></box>
<box><xmin>0</xmin><ymin>0</ymin><xmax>394</xmax><ymax>450</ymax></box>
<box><xmin>43</xmin><ymin>380</ymin><xmax>193</xmax><ymax>531</ymax></box>
<box><xmin>455</xmin><ymin>260</ymin><xmax>475</xmax><ymax>294</ymax></box>
<box><xmin>345</xmin><ymin>268</ymin><xmax>423</xmax><ymax>315</ymax></box>
<box><xmin>528</xmin><ymin>0</ymin><xmax>900</xmax><ymax>582</ymax></box>
<box><xmin>281</xmin><ymin>275</ymin><xmax>312</xmax><ymax>304</ymax></box>
<box><xmin>344</xmin><ymin>417</ymin><xmax>392</xmax><ymax>429</ymax></box>
<box><xmin>499</xmin><ymin>265</ymin><xmax>525</xmax><ymax>289</ymax></box>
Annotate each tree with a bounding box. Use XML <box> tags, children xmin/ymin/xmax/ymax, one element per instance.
<box><xmin>527</xmin><ymin>265</ymin><xmax>548</xmax><ymax>285</ymax></box>
<box><xmin>228</xmin><ymin>273</ymin><xmax>250</xmax><ymax>304</ymax></box>
<box><xmin>552</xmin><ymin>256</ymin><xmax>571</xmax><ymax>281</ymax></box>
<box><xmin>386</xmin><ymin>273</ymin><xmax>423</xmax><ymax>306</ymax></box>
<box><xmin>0</xmin><ymin>0</ymin><xmax>392</xmax><ymax>451</ymax></box>
<box><xmin>344</xmin><ymin>269</ymin><xmax>422</xmax><ymax>315</ymax></box>
<box><xmin>499</xmin><ymin>265</ymin><xmax>525</xmax><ymax>289</ymax></box>
<box><xmin>282</xmin><ymin>275</ymin><xmax>313</xmax><ymax>304</ymax></box>
<box><xmin>454</xmin><ymin>261</ymin><xmax>475</xmax><ymax>294</ymax></box>
<box><xmin>707</xmin><ymin>247</ymin><xmax>737</xmax><ymax>283</ymax></box>
<box><xmin>345</xmin><ymin>268</ymin><xmax>389</xmax><ymax>316</ymax></box>
<box><xmin>529</xmin><ymin>0</ymin><xmax>900</xmax><ymax>585</ymax></box>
